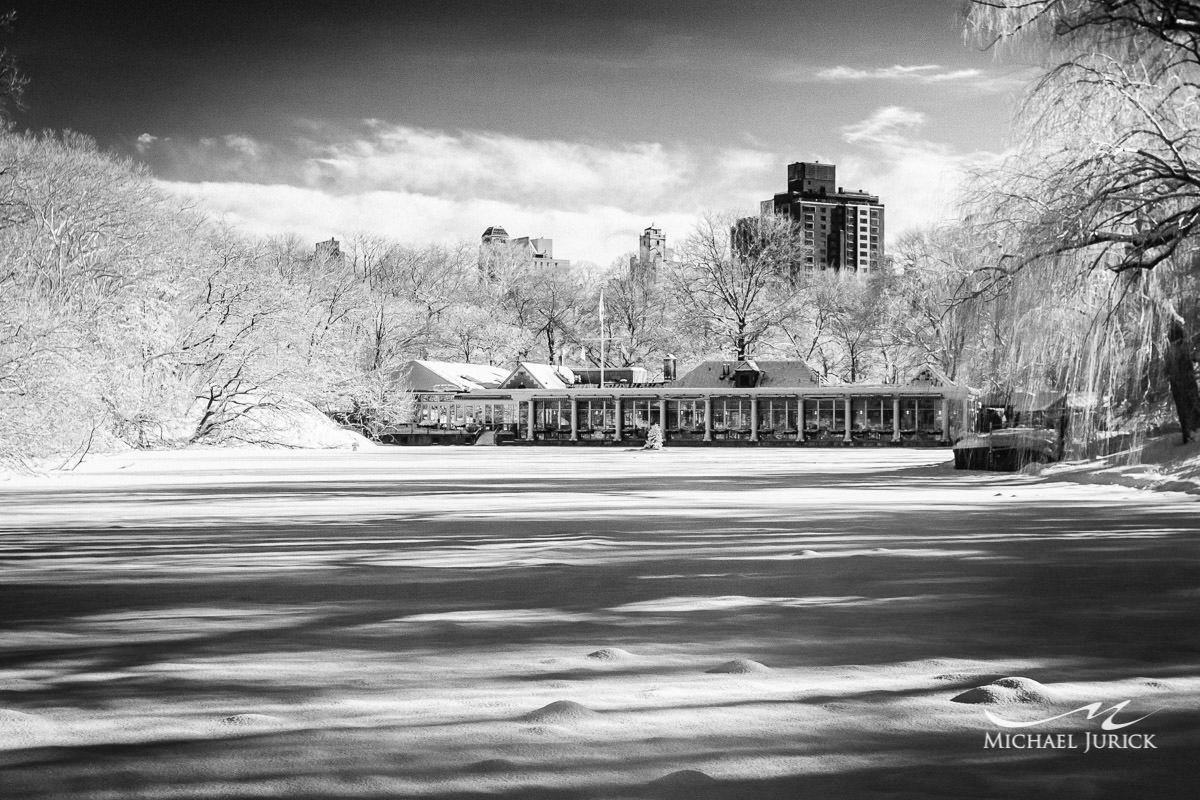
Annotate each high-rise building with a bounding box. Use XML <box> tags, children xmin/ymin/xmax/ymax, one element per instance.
<box><xmin>761</xmin><ymin>161</ymin><xmax>885</xmax><ymax>273</ymax></box>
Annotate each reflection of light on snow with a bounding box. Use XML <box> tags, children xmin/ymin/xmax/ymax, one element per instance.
<box><xmin>717</xmin><ymin>547</ymin><xmax>987</xmax><ymax>561</ymax></box>
<box><xmin>607</xmin><ymin>595</ymin><xmax>955</xmax><ymax>613</ymax></box>
<box><xmin>389</xmin><ymin>608</ymin><xmax>605</xmax><ymax>626</ymax></box>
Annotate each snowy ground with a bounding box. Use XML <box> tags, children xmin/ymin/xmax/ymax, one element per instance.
<box><xmin>1</xmin><ymin>447</ymin><xmax>1198</xmax><ymax>799</ymax></box>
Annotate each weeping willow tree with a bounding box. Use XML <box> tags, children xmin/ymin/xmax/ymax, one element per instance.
<box><xmin>964</xmin><ymin>0</ymin><xmax>1200</xmax><ymax>442</ymax></box>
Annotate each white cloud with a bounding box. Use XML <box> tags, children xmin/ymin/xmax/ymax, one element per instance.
<box><xmin>817</xmin><ymin>64</ymin><xmax>985</xmax><ymax>83</ymax></box>
<box><xmin>835</xmin><ymin>106</ymin><xmax>1001</xmax><ymax>238</ymax></box>
<box><xmin>777</xmin><ymin>63</ymin><xmax>1030</xmax><ymax>93</ymax></box>
<box><xmin>144</xmin><ymin>112</ymin><xmax>1000</xmax><ymax>262</ymax></box>
<box><xmin>144</xmin><ymin>123</ymin><xmax>779</xmax><ymax>266</ymax></box>
<box><xmin>843</xmin><ymin>106</ymin><xmax>928</xmax><ymax>146</ymax></box>
<box><xmin>157</xmin><ymin>179</ymin><xmax>702</xmax><ymax>271</ymax></box>
<box><xmin>135</xmin><ymin>132</ymin><xmax>159</xmax><ymax>154</ymax></box>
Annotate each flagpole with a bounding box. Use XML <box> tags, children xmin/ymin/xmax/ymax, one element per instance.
<box><xmin>598</xmin><ymin>287</ymin><xmax>605</xmax><ymax>388</ymax></box>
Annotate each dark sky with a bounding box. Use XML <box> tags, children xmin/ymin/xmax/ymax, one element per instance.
<box><xmin>8</xmin><ymin>1</ymin><xmax>1004</xmax><ymax>146</ymax></box>
<box><xmin>3</xmin><ymin>1</ymin><xmax>1029</xmax><ymax>263</ymax></box>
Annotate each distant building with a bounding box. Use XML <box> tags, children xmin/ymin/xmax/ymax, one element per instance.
<box><xmin>629</xmin><ymin>224</ymin><xmax>672</xmax><ymax>282</ymax></box>
<box><xmin>314</xmin><ymin>237</ymin><xmax>343</xmax><ymax>264</ymax></box>
<box><xmin>393</xmin><ymin>358</ymin><xmax>968</xmax><ymax>447</ymax></box>
<box><xmin>480</xmin><ymin>225</ymin><xmax>571</xmax><ymax>269</ymax></box>
<box><xmin>481</xmin><ymin>225</ymin><xmax>510</xmax><ymax>246</ymax></box>
<box><xmin>760</xmin><ymin>161</ymin><xmax>885</xmax><ymax>273</ymax></box>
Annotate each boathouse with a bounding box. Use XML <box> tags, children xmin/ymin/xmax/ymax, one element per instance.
<box><xmin>396</xmin><ymin>359</ymin><xmax>972</xmax><ymax>447</ymax></box>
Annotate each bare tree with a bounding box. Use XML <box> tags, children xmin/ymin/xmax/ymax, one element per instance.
<box><xmin>0</xmin><ymin>131</ymin><xmax>191</xmax><ymax>463</ymax></box>
<box><xmin>666</xmin><ymin>212</ymin><xmax>811</xmax><ymax>360</ymax></box>
<box><xmin>585</xmin><ymin>255</ymin><xmax>675</xmax><ymax>368</ymax></box>
<box><xmin>820</xmin><ymin>272</ymin><xmax>892</xmax><ymax>383</ymax></box>
<box><xmin>888</xmin><ymin>225</ymin><xmax>1004</xmax><ymax>383</ymax></box>
<box><xmin>0</xmin><ymin>11</ymin><xmax>27</xmax><ymax>123</ymax></box>
<box><xmin>494</xmin><ymin>257</ymin><xmax>593</xmax><ymax>364</ymax></box>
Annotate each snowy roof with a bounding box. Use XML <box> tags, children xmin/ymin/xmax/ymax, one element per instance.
<box><xmin>400</xmin><ymin>360</ymin><xmax>509</xmax><ymax>392</ymax></box>
<box><xmin>499</xmin><ymin>362</ymin><xmax>576</xmax><ymax>390</ymax></box>
<box><xmin>673</xmin><ymin>360</ymin><xmax>820</xmax><ymax>388</ymax></box>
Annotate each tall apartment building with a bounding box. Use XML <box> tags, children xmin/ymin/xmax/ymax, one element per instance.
<box><xmin>480</xmin><ymin>225</ymin><xmax>571</xmax><ymax>269</ymax></box>
<box><xmin>760</xmin><ymin>161</ymin><xmax>885</xmax><ymax>273</ymax></box>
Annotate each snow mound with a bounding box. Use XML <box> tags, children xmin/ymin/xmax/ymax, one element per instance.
<box><xmin>951</xmin><ymin>677</ymin><xmax>1055</xmax><ymax>705</ymax></box>
<box><xmin>706</xmin><ymin>659</ymin><xmax>770</xmax><ymax>674</ymax></box>
<box><xmin>521</xmin><ymin>700</ymin><xmax>598</xmax><ymax>723</ymax></box>
<box><xmin>219</xmin><ymin>713</ymin><xmax>283</xmax><ymax>726</ymax></box>
<box><xmin>648</xmin><ymin>769</ymin><xmax>718</xmax><ymax>794</ymax></box>
<box><xmin>202</xmin><ymin>395</ymin><xmax>374</xmax><ymax>450</ymax></box>
<box><xmin>587</xmin><ymin>647</ymin><xmax>635</xmax><ymax>661</ymax></box>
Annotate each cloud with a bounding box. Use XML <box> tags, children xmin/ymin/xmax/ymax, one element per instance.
<box><xmin>140</xmin><ymin>110</ymin><xmax>999</xmax><ymax>264</ymax></box>
<box><xmin>135</xmin><ymin>132</ymin><xmax>159</xmax><ymax>154</ymax></box>
<box><xmin>776</xmin><ymin>63</ymin><xmax>1030</xmax><ymax>93</ymax></box>
<box><xmin>843</xmin><ymin>106</ymin><xmax>928</xmax><ymax>146</ymax></box>
<box><xmin>817</xmin><ymin>64</ymin><xmax>984</xmax><ymax>83</ymax></box>
<box><xmin>156</xmin><ymin>179</ymin><xmax>700</xmax><ymax>270</ymax></box>
<box><xmin>138</xmin><ymin>122</ymin><xmax>778</xmax><ymax>266</ymax></box>
<box><xmin>835</xmin><ymin>106</ymin><xmax>1001</xmax><ymax>237</ymax></box>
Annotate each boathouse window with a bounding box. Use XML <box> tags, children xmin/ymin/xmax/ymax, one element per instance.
<box><xmin>535</xmin><ymin>399</ymin><xmax>572</xmax><ymax>431</ymax></box>
<box><xmin>624</xmin><ymin>399</ymin><xmax>655</xmax><ymax>433</ymax></box>
<box><xmin>668</xmin><ymin>399</ymin><xmax>704</xmax><ymax>431</ymax></box>
<box><xmin>712</xmin><ymin>397</ymin><xmax>750</xmax><ymax>431</ymax></box>
<box><xmin>900</xmin><ymin>397</ymin><xmax>941</xmax><ymax>432</ymax></box>
<box><xmin>853</xmin><ymin>397</ymin><xmax>894</xmax><ymax>430</ymax></box>
<box><xmin>579</xmin><ymin>398</ymin><xmax>615</xmax><ymax>431</ymax></box>
<box><xmin>757</xmin><ymin>398</ymin><xmax>798</xmax><ymax>432</ymax></box>
<box><xmin>804</xmin><ymin>398</ymin><xmax>846</xmax><ymax>431</ymax></box>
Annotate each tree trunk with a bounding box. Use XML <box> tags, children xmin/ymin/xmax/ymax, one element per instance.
<box><xmin>1165</xmin><ymin>321</ymin><xmax>1200</xmax><ymax>443</ymax></box>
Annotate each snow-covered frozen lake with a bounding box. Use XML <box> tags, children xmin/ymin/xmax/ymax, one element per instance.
<box><xmin>1</xmin><ymin>447</ymin><xmax>1197</xmax><ymax>798</ymax></box>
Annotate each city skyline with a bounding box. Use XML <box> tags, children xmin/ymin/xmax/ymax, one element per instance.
<box><xmin>9</xmin><ymin>1</ymin><xmax>1032</xmax><ymax>265</ymax></box>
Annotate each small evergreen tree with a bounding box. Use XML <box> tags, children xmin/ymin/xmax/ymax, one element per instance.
<box><xmin>643</xmin><ymin>423</ymin><xmax>664</xmax><ymax>450</ymax></box>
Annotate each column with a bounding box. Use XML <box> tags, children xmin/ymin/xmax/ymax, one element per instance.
<box><xmin>613</xmin><ymin>396</ymin><xmax>622</xmax><ymax>442</ymax></box>
<box><xmin>843</xmin><ymin>397</ymin><xmax>852</xmax><ymax>443</ymax></box>
<box><xmin>570</xmin><ymin>397</ymin><xmax>578</xmax><ymax>442</ymax></box>
<box><xmin>797</xmin><ymin>396</ymin><xmax>805</xmax><ymax>443</ymax></box>
<box><xmin>941</xmin><ymin>396</ymin><xmax>950</xmax><ymax>442</ymax></box>
<box><xmin>526</xmin><ymin>399</ymin><xmax>535</xmax><ymax>442</ymax></box>
<box><xmin>750</xmin><ymin>395</ymin><xmax>759</xmax><ymax>442</ymax></box>
<box><xmin>703</xmin><ymin>396</ymin><xmax>713</xmax><ymax>442</ymax></box>
<box><xmin>658</xmin><ymin>396</ymin><xmax>667</xmax><ymax>431</ymax></box>
<box><xmin>892</xmin><ymin>396</ymin><xmax>901</xmax><ymax>443</ymax></box>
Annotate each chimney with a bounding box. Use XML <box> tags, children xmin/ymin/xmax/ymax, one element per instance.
<box><xmin>663</xmin><ymin>354</ymin><xmax>677</xmax><ymax>381</ymax></box>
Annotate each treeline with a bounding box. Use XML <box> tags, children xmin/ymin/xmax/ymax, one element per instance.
<box><xmin>0</xmin><ymin>128</ymin><xmax>955</xmax><ymax>466</ymax></box>
<box><xmin>3</xmin><ymin>1</ymin><xmax>1199</xmax><ymax>466</ymax></box>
